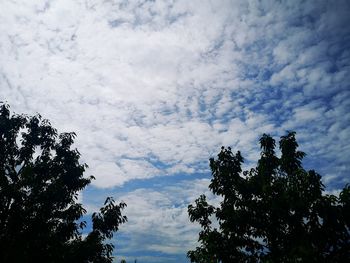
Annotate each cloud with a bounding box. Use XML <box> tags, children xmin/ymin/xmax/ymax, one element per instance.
<box><xmin>112</xmin><ymin>178</ymin><xmax>220</xmax><ymax>259</ymax></box>
<box><xmin>1</xmin><ymin>0</ymin><xmax>350</xmax><ymax>261</ymax></box>
<box><xmin>80</xmin><ymin>176</ymin><xmax>219</xmax><ymax>261</ymax></box>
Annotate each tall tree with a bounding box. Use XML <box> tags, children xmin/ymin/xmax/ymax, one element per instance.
<box><xmin>188</xmin><ymin>132</ymin><xmax>350</xmax><ymax>262</ymax></box>
<box><xmin>0</xmin><ymin>104</ymin><xmax>127</xmax><ymax>262</ymax></box>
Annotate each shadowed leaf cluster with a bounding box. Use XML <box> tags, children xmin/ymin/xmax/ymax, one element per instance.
<box><xmin>0</xmin><ymin>104</ymin><xmax>127</xmax><ymax>262</ymax></box>
<box><xmin>188</xmin><ymin>132</ymin><xmax>350</xmax><ymax>262</ymax></box>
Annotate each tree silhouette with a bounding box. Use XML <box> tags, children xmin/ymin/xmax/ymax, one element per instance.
<box><xmin>188</xmin><ymin>132</ymin><xmax>350</xmax><ymax>262</ymax></box>
<box><xmin>0</xmin><ymin>104</ymin><xmax>127</xmax><ymax>262</ymax></box>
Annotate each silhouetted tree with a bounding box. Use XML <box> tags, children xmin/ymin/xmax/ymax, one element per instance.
<box><xmin>0</xmin><ymin>104</ymin><xmax>127</xmax><ymax>262</ymax></box>
<box><xmin>188</xmin><ymin>132</ymin><xmax>350</xmax><ymax>262</ymax></box>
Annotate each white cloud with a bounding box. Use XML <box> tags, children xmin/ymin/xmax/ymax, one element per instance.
<box><xmin>113</xmin><ymin>178</ymin><xmax>220</xmax><ymax>256</ymax></box>
<box><xmin>1</xmin><ymin>0</ymin><xmax>349</xmax><ymax>190</ymax></box>
<box><xmin>1</xmin><ymin>1</ymin><xmax>350</xmax><ymax>260</ymax></box>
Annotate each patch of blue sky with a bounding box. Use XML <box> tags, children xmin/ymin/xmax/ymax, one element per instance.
<box><xmin>75</xmin><ymin>222</ymin><xmax>189</xmax><ymax>262</ymax></box>
<box><xmin>115</xmin><ymin>230</ymin><xmax>192</xmax><ymax>261</ymax></box>
<box><xmin>84</xmin><ymin>172</ymin><xmax>210</xmax><ymax>201</ymax></box>
<box><xmin>77</xmin><ymin>215</ymin><xmax>93</xmax><ymax>235</ymax></box>
<box><xmin>117</xmin><ymin>154</ymin><xmax>170</xmax><ymax>168</ymax></box>
<box><xmin>302</xmin><ymin>155</ymin><xmax>348</xmax><ymax>190</ymax></box>
<box><xmin>115</xmin><ymin>249</ymin><xmax>188</xmax><ymax>263</ymax></box>
<box><xmin>77</xmin><ymin>207</ymin><xmax>193</xmax><ymax>263</ymax></box>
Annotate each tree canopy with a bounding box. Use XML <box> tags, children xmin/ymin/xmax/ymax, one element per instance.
<box><xmin>188</xmin><ymin>132</ymin><xmax>350</xmax><ymax>262</ymax></box>
<box><xmin>0</xmin><ymin>104</ymin><xmax>127</xmax><ymax>262</ymax></box>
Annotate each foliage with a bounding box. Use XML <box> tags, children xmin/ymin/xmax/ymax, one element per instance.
<box><xmin>0</xmin><ymin>104</ymin><xmax>127</xmax><ymax>262</ymax></box>
<box><xmin>188</xmin><ymin>132</ymin><xmax>350</xmax><ymax>262</ymax></box>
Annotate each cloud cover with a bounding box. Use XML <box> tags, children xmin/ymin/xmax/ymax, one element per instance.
<box><xmin>1</xmin><ymin>0</ymin><xmax>350</xmax><ymax>261</ymax></box>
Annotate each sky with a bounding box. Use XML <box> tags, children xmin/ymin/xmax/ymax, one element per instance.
<box><xmin>1</xmin><ymin>0</ymin><xmax>350</xmax><ymax>262</ymax></box>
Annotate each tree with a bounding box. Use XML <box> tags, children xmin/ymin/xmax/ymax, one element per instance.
<box><xmin>188</xmin><ymin>132</ymin><xmax>350</xmax><ymax>262</ymax></box>
<box><xmin>0</xmin><ymin>104</ymin><xmax>127</xmax><ymax>262</ymax></box>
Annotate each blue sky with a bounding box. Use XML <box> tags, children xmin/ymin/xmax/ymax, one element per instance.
<box><xmin>1</xmin><ymin>0</ymin><xmax>349</xmax><ymax>262</ymax></box>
